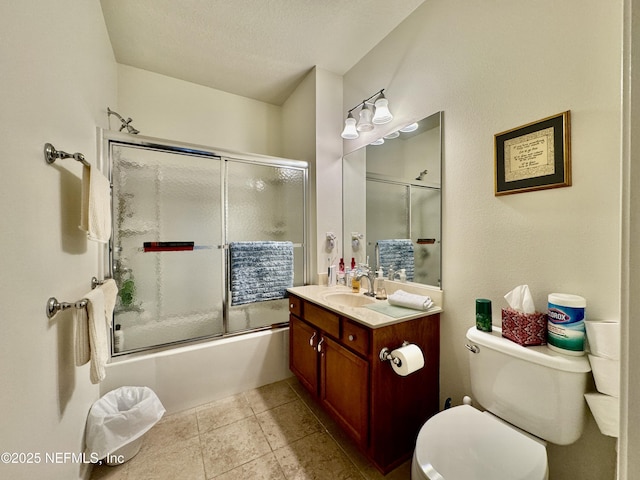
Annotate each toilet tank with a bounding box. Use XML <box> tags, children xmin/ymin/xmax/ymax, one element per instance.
<box><xmin>466</xmin><ymin>326</ymin><xmax>591</xmax><ymax>445</ymax></box>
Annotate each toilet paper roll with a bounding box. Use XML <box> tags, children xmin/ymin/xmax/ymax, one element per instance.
<box><xmin>390</xmin><ymin>344</ymin><xmax>424</xmax><ymax>376</ymax></box>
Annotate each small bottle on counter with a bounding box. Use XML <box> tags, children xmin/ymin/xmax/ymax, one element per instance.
<box><xmin>398</xmin><ymin>269</ymin><xmax>407</xmax><ymax>283</ymax></box>
<box><xmin>114</xmin><ymin>324</ymin><xmax>124</xmax><ymax>352</ymax></box>
<box><xmin>374</xmin><ymin>269</ymin><xmax>387</xmax><ymax>299</ymax></box>
<box><xmin>351</xmin><ymin>272</ymin><xmax>360</xmax><ymax>293</ymax></box>
<box><xmin>475</xmin><ymin>299</ymin><xmax>492</xmax><ymax>332</ymax></box>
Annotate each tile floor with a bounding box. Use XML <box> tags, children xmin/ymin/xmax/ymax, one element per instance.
<box><xmin>90</xmin><ymin>377</ymin><xmax>411</xmax><ymax>480</ymax></box>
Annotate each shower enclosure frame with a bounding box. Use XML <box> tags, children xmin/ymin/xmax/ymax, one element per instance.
<box><xmin>98</xmin><ymin>129</ymin><xmax>309</xmax><ymax>357</ymax></box>
<box><xmin>365</xmin><ymin>174</ymin><xmax>441</xmax><ymax>287</ymax></box>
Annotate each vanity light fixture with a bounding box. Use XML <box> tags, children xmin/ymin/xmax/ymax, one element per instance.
<box><xmin>341</xmin><ymin>89</ymin><xmax>393</xmax><ymax>139</ymax></box>
<box><xmin>370</xmin><ymin>138</ymin><xmax>385</xmax><ymax>145</ymax></box>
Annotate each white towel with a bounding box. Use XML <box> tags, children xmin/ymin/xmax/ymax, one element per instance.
<box><xmin>387</xmin><ymin>289</ymin><xmax>434</xmax><ymax>311</ymax></box>
<box><xmin>73</xmin><ymin>307</ymin><xmax>90</xmax><ymax>367</ymax></box>
<box><xmin>100</xmin><ymin>279</ymin><xmax>118</xmax><ymax>327</ymax></box>
<box><xmin>86</xmin><ymin>287</ymin><xmax>108</xmax><ymax>384</ymax></box>
<box><xmin>80</xmin><ymin>164</ymin><xmax>112</xmax><ymax>243</ymax></box>
<box><xmin>74</xmin><ymin>280</ymin><xmax>118</xmax><ymax>369</ymax></box>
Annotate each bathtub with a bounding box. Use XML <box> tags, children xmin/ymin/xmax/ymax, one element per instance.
<box><xmin>101</xmin><ymin>327</ymin><xmax>291</xmax><ymax>413</ymax></box>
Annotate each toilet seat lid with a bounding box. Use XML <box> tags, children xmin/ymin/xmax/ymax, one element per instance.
<box><xmin>414</xmin><ymin>405</ymin><xmax>547</xmax><ymax>480</ymax></box>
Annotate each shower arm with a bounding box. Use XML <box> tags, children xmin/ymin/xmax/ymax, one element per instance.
<box><xmin>107</xmin><ymin>107</ymin><xmax>140</xmax><ymax>134</ymax></box>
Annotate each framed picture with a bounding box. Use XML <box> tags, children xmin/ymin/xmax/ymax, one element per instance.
<box><xmin>494</xmin><ymin>111</ymin><xmax>571</xmax><ymax>196</ymax></box>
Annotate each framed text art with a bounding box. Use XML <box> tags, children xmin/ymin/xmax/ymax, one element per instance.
<box><xmin>494</xmin><ymin>111</ymin><xmax>571</xmax><ymax>196</ymax></box>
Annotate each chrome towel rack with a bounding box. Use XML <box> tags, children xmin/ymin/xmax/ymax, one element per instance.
<box><xmin>44</xmin><ymin>142</ymin><xmax>90</xmax><ymax>167</ymax></box>
<box><xmin>46</xmin><ymin>277</ymin><xmax>108</xmax><ymax>319</ymax></box>
<box><xmin>46</xmin><ymin>297</ymin><xmax>88</xmax><ymax>319</ymax></box>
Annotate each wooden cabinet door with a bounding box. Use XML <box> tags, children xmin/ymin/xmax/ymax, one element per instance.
<box><xmin>320</xmin><ymin>336</ymin><xmax>369</xmax><ymax>445</ymax></box>
<box><xmin>289</xmin><ymin>316</ymin><xmax>319</xmax><ymax>395</ymax></box>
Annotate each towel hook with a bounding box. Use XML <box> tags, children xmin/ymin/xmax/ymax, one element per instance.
<box><xmin>44</xmin><ymin>143</ymin><xmax>90</xmax><ymax>167</ymax></box>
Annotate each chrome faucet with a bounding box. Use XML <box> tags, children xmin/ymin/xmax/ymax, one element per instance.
<box><xmin>357</xmin><ymin>266</ymin><xmax>377</xmax><ymax>297</ymax></box>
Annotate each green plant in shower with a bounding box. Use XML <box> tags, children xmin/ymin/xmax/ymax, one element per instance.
<box><xmin>118</xmin><ymin>267</ymin><xmax>136</xmax><ymax>307</ymax></box>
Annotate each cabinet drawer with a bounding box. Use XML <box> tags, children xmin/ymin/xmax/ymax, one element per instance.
<box><xmin>289</xmin><ymin>295</ymin><xmax>302</xmax><ymax>317</ymax></box>
<box><xmin>342</xmin><ymin>320</ymin><xmax>370</xmax><ymax>356</ymax></box>
<box><xmin>304</xmin><ymin>302</ymin><xmax>340</xmax><ymax>338</ymax></box>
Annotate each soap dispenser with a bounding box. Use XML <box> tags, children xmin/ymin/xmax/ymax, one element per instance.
<box><xmin>398</xmin><ymin>268</ymin><xmax>407</xmax><ymax>282</ymax></box>
<box><xmin>374</xmin><ymin>268</ymin><xmax>387</xmax><ymax>300</ymax></box>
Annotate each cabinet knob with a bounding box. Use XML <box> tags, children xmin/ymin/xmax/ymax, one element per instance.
<box><xmin>317</xmin><ymin>337</ymin><xmax>325</xmax><ymax>353</ymax></box>
<box><xmin>348</xmin><ymin>334</ymin><xmax>355</xmax><ymax>341</ymax></box>
<box><xmin>290</xmin><ymin>303</ymin><xmax>294</xmax><ymax>309</ymax></box>
<box><xmin>309</xmin><ymin>331</ymin><xmax>317</xmax><ymax>348</ymax></box>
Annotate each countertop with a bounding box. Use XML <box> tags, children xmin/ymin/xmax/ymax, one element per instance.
<box><xmin>287</xmin><ymin>283</ymin><xmax>442</xmax><ymax>329</ymax></box>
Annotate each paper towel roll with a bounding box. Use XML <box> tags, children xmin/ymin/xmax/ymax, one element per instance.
<box><xmin>390</xmin><ymin>344</ymin><xmax>424</xmax><ymax>376</ymax></box>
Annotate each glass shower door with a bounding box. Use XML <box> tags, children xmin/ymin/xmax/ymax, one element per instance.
<box><xmin>111</xmin><ymin>145</ymin><xmax>224</xmax><ymax>353</ymax></box>
<box><xmin>366</xmin><ymin>178</ymin><xmax>441</xmax><ymax>285</ymax></box>
<box><xmin>226</xmin><ymin>159</ymin><xmax>306</xmax><ymax>333</ymax></box>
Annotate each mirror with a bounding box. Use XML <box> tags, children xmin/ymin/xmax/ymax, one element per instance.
<box><xmin>342</xmin><ymin>111</ymin><xmax>442</xmax><ymax>287</ymax></box>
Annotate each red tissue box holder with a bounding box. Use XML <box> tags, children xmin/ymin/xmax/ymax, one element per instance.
<box><xmin>501</xmin><ymin>308</ymin><xmax>547</xmax><ymax>346</ymax></box>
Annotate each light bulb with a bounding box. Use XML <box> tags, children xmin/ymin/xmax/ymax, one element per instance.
<box><xmin>356</xmin><ymin>104</ymin><xmax>374</xmax><ymax>132</ymax></box>
<box><xmin>372</xmin><ymin>93</ymin><xmax>393</xmax><ymax>124</ymax></box>
<box><xmin>341</xmin><ymin>113</ymin><xmax>359</xmax><ymax>139</ymax></box>
<box><xmin>400</xmin><ymin>122</ymin><xmax>419</xmax><ymax>133</ymax></box>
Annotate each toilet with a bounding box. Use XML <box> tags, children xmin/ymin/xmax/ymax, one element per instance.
<box><xmin>412</xmin><ymin>326</ymin><xmax>592</xmax><ymax>480</ymax></box>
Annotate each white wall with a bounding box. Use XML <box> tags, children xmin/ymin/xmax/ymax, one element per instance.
<box><xmin>282</xmin><ymin>69</ymin><xmax>318</xmax><ymax>281</ymax></box>
<box><xmin>117</xmin><ymin>64</ymin><xmax>282</xmax><ymax>157</ymax></box>
<box><xmin>343</xmin><ymin>0</ymin><xmax>620</xmax><ymax>478</ymax></box>
<box><xmin>0</xmin><ymin>1</ymin><xmax>117</xmax><ymax>479</ymax></box>
<box><xmin>314</xmin><ymin>69</ymin><xmax>344</xmax><ymax>280</ymax></box>
<box><xmin>281</xmin><ymin>67</ymin><xmax>344</xmax><ymax>284</ymax></box>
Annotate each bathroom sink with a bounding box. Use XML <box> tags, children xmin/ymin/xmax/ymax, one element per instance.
<box><xmin>323</xmin><ymin>292</ymin><xmax>375</xmax><ymax>308</ymax></box>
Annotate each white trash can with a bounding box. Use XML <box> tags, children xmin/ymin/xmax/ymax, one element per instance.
<box><xmin>85</xmin><ymin>386</ymin><xmax>165</xmax><ymax>465</ymax></box>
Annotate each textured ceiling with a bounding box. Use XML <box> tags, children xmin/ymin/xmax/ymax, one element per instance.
<box><xmin>100</xmin><ymin>0</ymin><xmax>425</xmax><ymax>105</ymax></box>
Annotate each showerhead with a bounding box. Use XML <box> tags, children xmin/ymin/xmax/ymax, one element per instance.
<box><xmin>125</xmin><ymin>124</ymin><xmax>140</xmax><ymax>135</ymax></box>
<box><xmin>415</xmin><ymin>169</ymin><xmax>428</xmax><ymax>181</ymax></box>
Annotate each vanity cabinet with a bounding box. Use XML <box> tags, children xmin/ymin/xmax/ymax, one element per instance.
<box><xmin>288</xmin><ymin>293</ymin><xmax>440</xmax><ymax>474</ymax></box>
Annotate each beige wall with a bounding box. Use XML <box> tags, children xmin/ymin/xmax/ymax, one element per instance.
<box><xmin>0</xmin><ymin>1</ymin><xmax>117</xmax><ymax>479</ymax></box>
<box><xmin>343</xmin><ymin>0</ymin><xmax>621</xmax><ymax>478</ymax></box>
<box><xmin>621</xmin><ymin>1</ymin><xmax>640</xmax><ymax>477</ymax></box>
<box><xmin>1</xmin><ymin>0</ymin><xmax>628</xmax><ymax>478</ymax></box>
<box><xmin>117</xmin><ymin>64</ymin><xmax>282</xmax><ymax>157</ymax></box>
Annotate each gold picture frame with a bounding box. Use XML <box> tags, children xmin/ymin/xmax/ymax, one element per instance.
<box><xmin>494</xmin><ymin>111</ymin><xmax>571</xmax><ymax>196</ymax></box>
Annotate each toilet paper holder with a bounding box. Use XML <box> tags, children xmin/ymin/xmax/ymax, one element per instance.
<box><xmin>379</xmin><ymin>341</ymin><xmax>410</xmax><ymax>365</ymax></box>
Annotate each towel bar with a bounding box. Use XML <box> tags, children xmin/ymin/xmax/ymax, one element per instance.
<box><xmin>46</xmin><ymin>297</ymin><xmax>88</xmax><ymax>319</ymax></box>
<box><xmin>47</xmin><ymin>277</ymin><xmax>110</xmax><ymax>318</ymax></box>
<box><xmin>44</xmin><ymin>142</ymin><xmax>90</xmax><ymax>167</ymax></box>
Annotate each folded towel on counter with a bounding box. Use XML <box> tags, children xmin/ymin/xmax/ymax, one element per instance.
<box><xmin>387</xmin><ymin>289</ymin><xmax>434</xmax><ymax>311</ymax></box>
<box><xmin>79</xmin><ymin>164</ymin><xmax>112</xmax><ymax>243</ymax></box>
<box><xmin>229</xmin><ymin>241</ymin><xmax>294</xmax><ymax>306</ymax></box>
<box><xmin>376</xmin><ymin>239</ymin><xmax>415</xmax><ymax>281</ymax></box>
